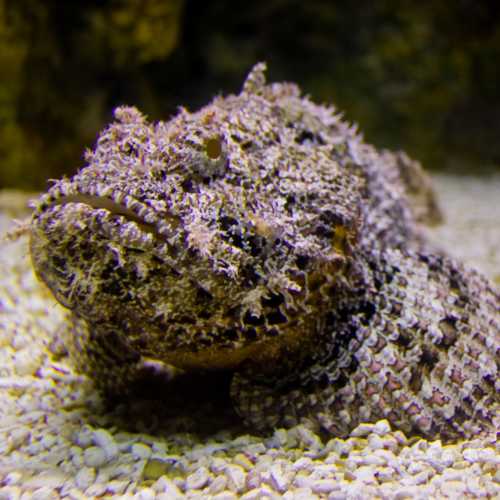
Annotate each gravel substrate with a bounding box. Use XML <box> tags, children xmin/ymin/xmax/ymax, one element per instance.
<box><xmin>424</xmin><ymin>174</ymin><xmax>500</xmax><ymax>284</ymax></box>
<box><xmin>0</xmin><ymin>174</ymin><xmax>499</xmax><ymax>499</ymax></box>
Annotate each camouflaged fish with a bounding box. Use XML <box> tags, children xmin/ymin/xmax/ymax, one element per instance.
<box><xmin>30</xmin><ymin>63</ymin><xmax>499</xmax><ymax>441</ymax></box>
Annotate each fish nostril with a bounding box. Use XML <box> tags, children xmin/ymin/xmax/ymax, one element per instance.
<box><xmin>219</xmin><ymin>215</ymin><xmax>238</xmax><ymax>230</ymax></box>
<box><xmin>181</xmin><ymin>178</ymin><xmax>194</xmax><ymax>192</ymax></box>
<box><xmin>260</xmin><ymin>292</ymin><xmax>285</xmax><ymax>308</ymax></box>
<box><xmin>243</xmin><ymin>311</ymin><xmax>265</xmax><ymax>327</ymax></box>
<box><xmin>266</xmin><ymin>309</ymin><xmax>287</xmax><ymax>325</ymax></box>
<box><xmin>295</xmin><ymin>255</ymin><xmax>310</xmax><ymax>270</ymax></box>
<box><xmin>195</xmin><ymin>286</ymin><xmax>213</xmax><ymax>304</ymax></box>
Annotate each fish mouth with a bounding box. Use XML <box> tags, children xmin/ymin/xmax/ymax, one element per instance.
<box><xmin>50</xmin><ymin>193</ymin><xmax>161</xmax><ymax>235</ymax></box>
<box><xmin>29</xmin><ymin>181</ymin><xmax>183</xmax><ymax>313</ymax></box>
<box><xmin>32</xmin><ymin>181</ymin><xmax>179</xmax><ymax>245</ymax></box>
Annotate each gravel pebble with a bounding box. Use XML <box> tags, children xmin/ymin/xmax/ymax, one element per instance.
<box><xmin>285</xmin><ymin>487</ymin><xmax>317</xmax><ymax>500</ymax></box>
<box><xmin>210</xmin><ymin>457</ymin><xmax>228</xmax><ymax>474</ymax></box>
<box><xmin>131</xmin><ymin>443</ymin><xmax>152</xmax><ymax>460</ymax></box>
<box><xmin>152</xmin><ymin>477</ymin><xmax>184</xmax><ymax>498</ymax></box>
<box><xmin>75</xmin><ymin>426</ymin><xmax>94</xmax><ymax>448</ymax></box>
<box><xmin>211</xmin><ymin>492</ymin><xmax>239</xmax><ymax>500</ymax></box>
<box><xmin>74</xmin><ymin>467</ymin><xmax>96</xmax><ymax>490</ymax></box>
<box><xmin>269</xmin><ymin>463</ymin><xmax>292</xmax><ymax>492</ymax></box>
<box><xmin>13</xmin><ymin>349</ymin><xmax>41</xmax><ymax>376</ymax></box>
<box><xmin>30</xmin><ymin>487</ymin><xmax>58</xmax><ymax>500</ymax></box>
<box><xmin>292</xmin><ymin>457</ymin><xmax>314</xmax><ymax>471</ymax></box>
<box><xmin>9</xmin><ymin>428</ymin><xmax>30</xmax><ymax>449</ymax></box>
<box><xmin>239</xmin><ymin>488</ymin><xmax>264</xmax><ymax>500</ymax></box>
<box><xmin>93</xmin><ymin>428</ymin><xmax>119</xmax><ymax>459</ymax></box>
<box><xmin>0</xmin><ymin>486</ymin><xmax>21</xmax><ymax>500</ymax></box>
<box><xmin>185</xmin><ymin>466</ymin><xmax>210</xmax><ymax>490</ymax></box>
<box><xmin>310</xmin><ymin>479</ymin><xmax>339</xmax><ymax>495</ymax></box>
<box><xmin>208</xmin><ymin>475</ymin><xmax>228</xmax><ymax>495</ymax></box>
<box><xmin>135</xmin><ymin>487</ymin><xmax>157</xmax><ymax>500</ymax></box>
<box><xmin>353</xmin><ymin>465</ymin><xmax>377</xmax><ymax>484</ymax></box>
<box><xmin>3</xmin><ymin>473</ymin><xmax>22</xmax><ymax>486</ymax></box>
<box><xmin>107</xmin><ymin>479</ymin><xmax>130</xmax><ymax>495</ymax></box>
<box><xmin>290</xmin><ymin>425</ymin><xmax>322</xmax><ymax>451</ymax></box>
<box><xmin>83</xmin><ymin>446</ymin><xmax>107</xmax><ymax>467</ymax></box>
<box><xmin>85</xmin><ymin>482</ymin><xmax>107</xmax><ymax>497</ymax></box>
<box><xmin>225</xmin><ymin>465</ymin><xmax>247</xmax><ymax>493</ymax></box>
<box><xmin>233</xmin><ymin>453</ymin><xmax>254</xmax><ymax>471</ymax></box>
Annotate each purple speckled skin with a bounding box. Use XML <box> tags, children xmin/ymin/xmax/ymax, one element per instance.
<box><xmin>30</xmin><ymin>64</ymin><xmax>499</xmax><ymax>441</ymax></box>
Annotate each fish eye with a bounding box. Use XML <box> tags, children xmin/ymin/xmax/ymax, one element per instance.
<box><xmin>205</xmin><ymin>136</ymin><xmax>223</xmax><ymax>160</ymax></box>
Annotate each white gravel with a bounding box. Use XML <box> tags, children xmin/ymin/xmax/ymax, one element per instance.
<box><xmin>0</xmin><ymin>174</ymin><xmax>499</xmax><ymax>499</ymax></box>
<box><xmin>425</xmin><ymin>173</ymin><xmax>500</xmax><ymax>283</ymax></box>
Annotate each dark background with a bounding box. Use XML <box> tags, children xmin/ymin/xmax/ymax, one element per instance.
<box><xmin>2</xmin><ymin>0</ymin><xmax>500</xmax><ymax>190</ymax></box>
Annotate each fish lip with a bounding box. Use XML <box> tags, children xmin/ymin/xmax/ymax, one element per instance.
<box><xmin>32</xmin><ymin>180</ymin><xmax>176</xmax><ymax>241</ymax></box>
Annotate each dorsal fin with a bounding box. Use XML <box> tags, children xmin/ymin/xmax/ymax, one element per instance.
<box><xmin>242</xmin><ymin>62</ymin><xmax>267</xmax><ymax>94</ymax></box>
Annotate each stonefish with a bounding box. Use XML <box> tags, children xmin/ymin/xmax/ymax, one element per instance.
<box><xmin>30</xmin><ymin>63</ymin><xmax>499</xmax><ymax>441</ymax></box>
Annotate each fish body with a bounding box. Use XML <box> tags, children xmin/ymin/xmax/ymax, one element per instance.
<box><xmin>30</xmin><ymin>64</ymin><xmax>499</xmax><ymax>440</ymax></box>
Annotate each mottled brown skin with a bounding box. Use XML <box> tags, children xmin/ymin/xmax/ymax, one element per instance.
<box><xmin>30</xmin><ymin>64</ymin><xmax>499</xmax><ymax>441</ymax></box>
